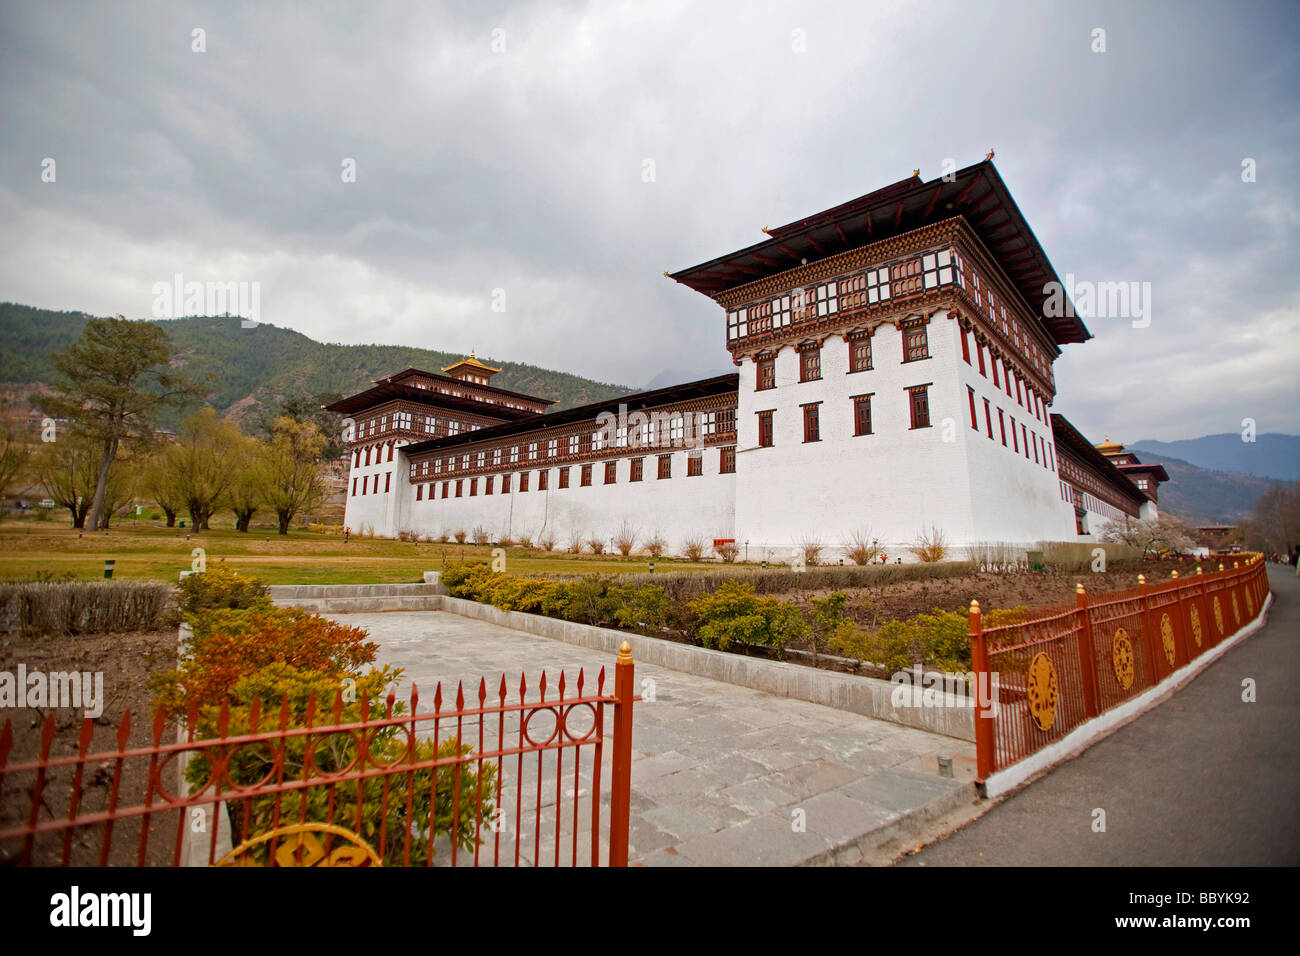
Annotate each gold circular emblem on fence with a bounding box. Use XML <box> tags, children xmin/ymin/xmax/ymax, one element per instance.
<box><xmin>1160</xmin><ymin>613</ymin><xmax>1176</xmax><ymax>666</ymax></box>
<box><xmin>1112</xmin><ymin>628</ymin><xmax>1135</xmax><ymax>691</ymax></box>
<box><xmin>214</xmin><ymin>823</ymin><xmax>382</xmax><ymax>868</ymax></box>
<box><xmin>1190</xmin><ymin>606</ymin><xmax>1203</xmax><ymax>648</ymax></box>
<box><xmin>1232</xmin><ymin>594</ymin><xmax>1241</xmax><ymax>626</ymax></box>
<box><xmin>1026</xmin><ymin>652</ymin><xmax>1059</xmax><ymax>732</ymax></box>
<box><xmin>1213</xmin><ymin>597</ymin><xmax>1224</xmax><ymax>636</ymax></box>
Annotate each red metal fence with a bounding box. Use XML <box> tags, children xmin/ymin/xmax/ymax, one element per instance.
<box><xmin>969</xmin><ymin>555</ymin><xmax>1270</xmax><ymax>783</ymax></box>
<box><xmin>0</xmin><ymin>645</ymin><xmax>637</xmax><ymax>867</ymax></box>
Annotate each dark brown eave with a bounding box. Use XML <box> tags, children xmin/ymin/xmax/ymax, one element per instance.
<box><xmin>1116</xmin><ymin>462</ymin><xmax>1170</xmax><ymax>483</ymax></box>
<box><xmin>323</xmin><ymin>381</ymin><xmax>543</xmax><ymax>420</ymax></box>
<box><xmin>380</xmin><ymin>367</ymin><xmax>555</xmax><ymax>406</ymax></box>
<box><xmin>669</xmin><ymin>160</ymin><xmax>1090</xmax><ymax>346</ymax></box>
<box><xmin>1052</xmin><ymin>414</ymin><xmax>1149</xmax><ymax>506</ymax></box>
<box><xmin>404</xmin><ymin>374</ymin><xmax>739</xmax><ymax>456</ymax></box>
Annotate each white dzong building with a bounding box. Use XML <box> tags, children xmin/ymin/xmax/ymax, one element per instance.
<box><xmin>331</xmin><ymin>161</ymin><xmax>1162</xmax><ymax>561</ymax></box>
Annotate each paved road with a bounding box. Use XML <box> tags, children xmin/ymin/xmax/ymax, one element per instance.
<box><xmin>350</xmin><ymin>610</ymin><xmax>973</xmax><ymax>865</ymax></box>
<box><xmin>901</xmin><ymin>563</ymin><xmax>1300</xmax><ymax>866</ymax></box>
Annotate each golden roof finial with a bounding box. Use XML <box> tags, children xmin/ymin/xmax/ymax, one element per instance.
<box><xmin>986</xmin><ymin>148</ymin><xmax>995</xmax><ymax>161</ymax></box>
<box><xmin>912</xmin><ymin>168</ymin><xmax>920</xmax><ymax>178</ymax></box>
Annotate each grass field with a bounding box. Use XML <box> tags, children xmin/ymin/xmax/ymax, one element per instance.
<box><xmin>0</xmin><ymin>515</ymin><xmax>722</xmax><ymax>584</ymax></box>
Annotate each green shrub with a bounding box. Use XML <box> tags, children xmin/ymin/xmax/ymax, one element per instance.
<box><xmin>177</xmin><ymin>565</ymin><xmax>270</xmax><ymax>619</ymax></box>
<box><xmin>688</xmin><ymin>580</ymin><xmax>809</xmax><ymax>653</ymax></box>
<box><xmin>829</xmin><ymin>605</ymin><xmax>1029</xmax><ymax>673</ymax></box>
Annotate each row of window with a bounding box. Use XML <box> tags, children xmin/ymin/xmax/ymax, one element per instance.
<box><xmin>756</xmin><ymin>385</ymin><xmax>932</xmax><ymax>447</ymax></box>
<box><xmin>352</xmin><ymin>472</ymin><xmax>393</xmax><ymax>496</ymax></box>
<box><xmin>959</xmin><ymin>325</ymin><xmax>1051</xmax><ymax>426</ymax></box>
<box><xmin>727</xmin><ymin>250</ymin><xmax>958</xmax><ymax>342</ymax></box>
<box><xmin>350</xmin><ymin>448</ymin><xmax>740</xmax><ymax>499</ymax></box>
<box><xmin>755</xmin><ymin>322</ymin><xmax>930</xmax><ymax>391</ymax></box>
<box><xmin>411</xmin><ymin>409</ymin><xmax>737</xmax><ymax>479</ymax></box>
<box><xmin>402</xmin><ymin>448</ymin><xmax>739</xmax><ymax>501</ymax></box>
<box><xmin>965</xmin><ymin>385</ymin><xmax>1055</xmax><ymax>472</ymax></box>
<box><xmin>354</xmin><ymin>410</ymin><xmax>484</xmax><ymax>442</ymax></box>
<box><xmin>354</xmin><ymin>443</ymin><xmax>397</xmax><ymax>467</ymax></box>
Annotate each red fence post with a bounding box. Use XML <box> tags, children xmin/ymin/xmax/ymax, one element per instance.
<box><xmin>1075</xmin><ymin>584</ymin><xmax>1099</xmax><ymax>718</ymax></box>
<box><xmin>608</xmin><ymin>641</ymin><xmax>635</xmax><ymax>867</ymax></box>
<box><xmin>969</xmin><ymin>600</ymin><xmax>995</xmax><ymax>786</ymax></box>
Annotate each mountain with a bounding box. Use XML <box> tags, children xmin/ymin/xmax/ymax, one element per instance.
<box><xmin>1135</xmin><ymin>451</ymin><xmax>1284</xmax><ymax>526</ymax></box>
<box><xmin>1130</xmin><ymin>433</ymin><xmax>1300</xmax><ymax>483</ymax></box>
<box><xmin>0</xmin><ymin>302</ymin><xmax>636</xmax><ymax>430</ymax></box>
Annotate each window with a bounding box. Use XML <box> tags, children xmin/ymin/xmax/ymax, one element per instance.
<box><xmin>967</xmin><ymin>386</ymin><xmax>978</xmax><ymax>430</ymax></box>
<box><xmin>960</xmin><ymin>325</ymin><xmax>971</xmax><ymax>364</ymax></box>
<box><xmin>853</xmin><ymin>394</ymin><xmax>873</xmax><ymax>436</ymax></box>
<box><xmin>519</xmin><ymin>472</ymin><xmax>529</xmax><ymax>492</ymax></box>
<box><xmin>351</xmin><ymin>477</ymin><xmax>357</xmax><ymax>496</ymax></box>
<box><xmin>630</xmin><ymin>457</ymin><xmax>644</xmax><ymax>482</ymax></box>
<box><xmin>568</xmin><ymin>435</ymin><xmax>579</xmax><ymax>456</ymax></box>
<box><xmin>799</xmin><ymin>345</ymin><xmax>821</xmax><ymax>382</ymax></box>
<box><xmin>756</xmin><ymin>355</ymin><xmax>775</xmax><ymax>391</ymax></box>
<box><xmin>581</xmin><ymin>464</ymin><xmax>592</xmax><ymax>487</ymax></box>
<box><xmin>469</xmin><ymin>477</ymin><xmax>477</xmax><ymax>496</ymax></box>
<box><xmin>977</xmin><ymin>342</ymin><xmax>986</xmax><ymax>376</ymax></box>
<box><xmin>353</xmin><ymin>449</ymin><xmax>360</xmax><ymax>467</ymax></box>
<box><xmin>384</xmin><ymin>472</ymin><xmax>391</xmax><ymax>493</ymax></box>
<box><xmin>1022</xmin><ymin>424</ymin><xmax>1030</xmax><ymax>459</ymax></box>
<box><xmin>657</xmin><ymin>454</ymin><xmax>672</xmax><ymax>479</ymax></box>
<box><xmin>757</xmin><ymin>410</ymin><xmax>774</xmax><ymax>448</ymax></box>
<box><xmin>486</xmin><ymin>475</ymin><xmax>495</xmax><ymax>494</ymax></box>
<box><xmin>849</xmin><ymin>334</ymin><xmax>872</xmax><ymax>372</ymax></box>
<box><xmin>802</xmin><ymin>403</ymin><xmax>820</xmax><ymax>443</ymax></box>
<box><xmin>720</xmin><ymin>446</ymin><xmax>735</xmax><ymax>474</ymax></box>
<box><xmin>908</xmin><ymin>386</ymin><xmax>931</xmax><ymax>430</ymax></box>
<box><xmin>1033</xmin><ymin>434</ymin><xmax>1040</xmax><ymax>465</ymax></box>
<box><xmin>510</xmin><ymin>445</ymin><xmax>519</xmax><ymax>464</ymax></box>
<box><xmin>1011</xmin><ymin>416</ymin><xmax>1019</xmax><ymax>453</ymax></box>
<box><xmin>1075</xmin><ymin>507</ymin><xmax>1088</xmax><ymax>536</ymax></box>
<box><xmin>558</xmin><ymin>466</ymin><xmax>570</xmax><ymax>489</ymax></box>
<box><xmin>604</xmin><ymin>461</ymin><xmax>617</xmax><ymax>484</ymax></box>
<box><xmin>442</xmin><ymin>481</ymin><xmax>450</xmax><ymax>498</ymax></box>
<box><xmin>984</xmin><ymin>398</ymin><xmax>993</xmax><ymax>439</ymax></box>
<box><xmin>998</xmin><ymin>408</ymin><xmax>1007</xmax><ymax>446</ymax></box>
<box><xmin>687</xmin><ymin>454</ymin><xmax>703</xmax><ymax>477</ymax></box>
<box><xmin>1137</xmin><ymin>477</ymin><xmax>1149</xmax><ymax>490</ymax></box>
<box><xmin>416</xmin><ymin>483</ymin><xmax>423</xmax><ymax>501</ymax></box>
<box><xmin>1047</xmin><ymin>445</ymin><xmax>1055</xmax><ymax>472</ymax></box>
<box><xmin>902</xmin><ymin>321</ymin><xmax>929</xmax><ymax>362</ymax></box>
<box><xmin>364</xmin><ymin>447</ymin><xmax>371</xmax><ymax>466</ymax></box>
<box><xmin>528</xmin><ymin>442</ymin><xmax>538</xmax><ymax>461</ymax></box>
<box><xmin>991</xmin><ymin>356</ymin><xmax>1000</xmax><ymax>388</ymax></box>
<box><xmin>1016</xmin><ymin>376</ymin><xmax>1024</xmax><ymax>407</ymax></box>
<box><xmin>455</xmin><ymin>479</ymin><xmax>463</xmax><ymax>498</ymax></box>
<box><xmin>547</xmin><ymin>438</ymin><xmax>558</xmax><ymax>459</ymax></box>
<box><xmin>538</xmin><ymin>470</ymin><xmax>548</xmax><ymax>491</ymax></box>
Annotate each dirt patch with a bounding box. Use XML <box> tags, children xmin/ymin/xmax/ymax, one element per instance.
<box><xmin>0</xmin><ymin>628</ymin><xmax>181</xmax><ymax>866</ymax></box>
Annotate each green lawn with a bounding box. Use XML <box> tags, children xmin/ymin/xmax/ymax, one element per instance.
<box><xmin>0</xmin><ymin>516</ymin><xmax>721</xmax><ymax>584</ymax></box>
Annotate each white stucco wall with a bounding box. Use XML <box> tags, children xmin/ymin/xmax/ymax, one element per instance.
<box><xmin>345</xmin><ymin>446</ymin><xmax>735</xmax><ymax>555</ymax></box>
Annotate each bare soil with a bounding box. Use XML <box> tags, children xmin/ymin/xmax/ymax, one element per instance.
<box><xmin>0</xmin><ymin>628</ymin><xmax>181</xmax><ymax>866</ymax></box>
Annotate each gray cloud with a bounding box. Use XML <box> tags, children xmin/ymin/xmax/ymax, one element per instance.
<box><xmin>1</xmin><ymin>0</ymin><xmax>1297</xmax><ymax>437</ymax></box>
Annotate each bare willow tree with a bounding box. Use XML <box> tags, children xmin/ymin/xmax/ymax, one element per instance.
<box><xmin>169</xmin><ymin>407</ymin><xmax>245</xmax><ymax>530</ymax></box>
<box><xmin>39</xmin><ymin>317</ymin><xmax>199</xmax><ymax>530</ymax></box>
<box><xmin>261</xmin><ymin>417</ymin><xmax>327</xmax><ymax>535</ymax></box>
<box><xmin>1098</xmin><ymin>513</ymin><xmax>1196</xmax><ymax>559</ymax></box>
<box><xmin>34</xmin><ymin>430</ymin><xmax>100</xmax><ymax>528</ymax></box>
<box><xmin>1243</xmin><ymin>482</ymin><xmax>1300</xmax><ymax>556</ymax></box>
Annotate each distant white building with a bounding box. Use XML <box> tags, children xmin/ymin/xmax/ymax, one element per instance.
<box><xmin>330</xmin><ymin>161</ymin><xmax>1162</xmax><ymax>561</ymax></box>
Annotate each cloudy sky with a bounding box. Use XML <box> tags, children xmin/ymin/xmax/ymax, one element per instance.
<box><xmin>1</xmin><ymin>0</ymin><xmax>1297</xmax><ymax>441</ymax></box>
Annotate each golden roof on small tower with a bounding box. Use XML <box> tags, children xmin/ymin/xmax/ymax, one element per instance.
<box><xmin>441</xmin><ymin>350</ymin><xmax>502</xmax><ymax>377</ymax></box>
<box><xmin>1095</xmin><ymin>435</ymin><xmax>1125</xmax><ymax>456</ymax></box>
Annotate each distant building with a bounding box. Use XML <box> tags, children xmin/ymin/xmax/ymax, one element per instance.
<box><xmin>1197</xmin><ymin>525</ymin><xmax>1238</xmax><ymax>550</ymax></box>
<box><xmin>1094</xmin><ymin>438</ymin><xmax>1169</xmax><ymax>504</ymax></box>
<box><xmin>330</xmin><ymin>161</ymin><xmax>1169</xmax><ymax>559</ymax></box>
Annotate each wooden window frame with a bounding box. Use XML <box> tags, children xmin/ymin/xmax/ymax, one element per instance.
<box><xmin>719</xmin><ymin>446</ymin><xmax>736</xmax><ymax>474</ymax></box>
<box><xmin>558</xmin><ymin>467</ymin><xmax>569</xmax><ymax>489</ymax></box>
<box><xmin>757</xmin><ymin>410</ymin><xmax>774</xmax><ymax>448</ymax></box>
<box><xmin>604</xmin><ymin>460</ymin><xmax>617</xmax><ymax>485</ymax></box>
<box><xmin>630</xmin><ymin>457</ymin><xmax>644</xmax><ymax>482</ymax></box>
<box><xmin>902</xmin><ymin>320</ymin><xmax>930</xmax><ymax>363</ymax></box>
<box><xmin>802</xmin><ymin>402</ymin><xmax>821</xmax><ymax>443</ymax></box>
<box><xmin>657</xmin><ymin>454</ymin><xmax>672</xmax><ymax>480</ymax></box>
<box><xmin>756</xmin><ymin>355</ymin><xmax>776</xmax><ymax>391</ymax></box>
<box><xmin>687</xmin><ymin>454</ymin><xmax>703</xmax><ymax>477</ymax></box>
<box><xmin>580</xmin><ymin>464</ymin><xmax>592</xmax><ymax>487</ymax></box>
<box><xmin>799</xmin><ymin>344</ymin><xmax>821</xmax><ymax>383</ymax></box>
<box><xmin>853</xmin><ymin>394</ymin><xmax>873</xmax><ymax>437</ymax></box>
<box><xmin>967</xmin><ymin>386</ymin><xmax>978</xmax><ymax>430</ymax></box>
<box><xmin>908</xmin><ymin>385</ymin><xmax>932</xmax><ymax>430</ymax></box>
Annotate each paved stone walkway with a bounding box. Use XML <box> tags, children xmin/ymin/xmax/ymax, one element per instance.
<box><xmin>344</xmin><ymin>610</ymin><xmax>975</xmax><ymax>866</ymax></box>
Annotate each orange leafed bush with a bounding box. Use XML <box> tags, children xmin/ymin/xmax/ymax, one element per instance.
<box><xmin>151</xmin><ymin>606</ymin><xmax>378</xmax><ymax>720</ymax></box>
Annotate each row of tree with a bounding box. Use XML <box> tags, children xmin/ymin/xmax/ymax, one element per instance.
<box><xmin>31</xmin><ymin>408</ymin><xmax>329</xmax><ymax>533</ymax></box>
<box><xmin>6</xmin><ymin>316</ymin><xmax>332</xmax><ymax>533</ymax></box>
<box><xmin>1241</xmin><ymin>482</ymin><xmax>1300</xmax><ymax>557</ymax></box>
